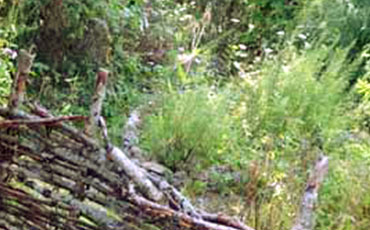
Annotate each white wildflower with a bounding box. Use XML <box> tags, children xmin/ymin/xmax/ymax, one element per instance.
<box><xmin>277</xmin><ymin>31</ymin><xmax>285</xmax><ymax>36</ymax></box>
<box><xmin>298</xmin><ymin>33</ymin><xmax>307</xmax><ymax>40</ymax></box>
<box><xmin>304</xmin><ymin>42</ymin><xmax>311</xmax><ymax>49</ymax></box>
<box><xmin>264</xmin><ymin>48</ymin><xmax>273</xmax><ymax>54</ymax></box>
<box><xmin>282</xmin><ymin>65</ymin><xmax>290</xmax><ymax>73</ymax></box>
<box><xmin>2</xmin><ymin>48</ymin><xmax>17</xmax><ymax>59</ymax></box>
<box><xmin>231</xmin><ymin>18</ymin><xmax>240</xmax><ymax>23</ymax></box>
<box><xmin>239</xmin><ymin>71</ymin><xmax>247</xmax><ymax>79</ymax></box>
<box><xmin>179</xmin><ymin>14</ymin><xmax>192</xmax><ymax>21</ymax></box>
<box><xmin>233</xmin><ymin>61</ymin><xmax>241</xmax><ymax>70</ymax></box>
<box><xmin>239</xmin><ymin>44</ymin><xmax>247</xmax><ymax>50</ymax></box>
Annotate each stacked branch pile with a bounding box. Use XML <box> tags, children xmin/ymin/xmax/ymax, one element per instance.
<box><xmin>0</xmin><ymin>50</ymin><xmax>253</xmax><ymax>230</ymax></box>
<box><xmin>0</xmin><ymin>50</ymin><xmax>328</xmax><ymax>230</ymax></box>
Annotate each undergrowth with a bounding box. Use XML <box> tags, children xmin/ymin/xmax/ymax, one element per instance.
<box><xmin>1</xmin><ymin>0</ymin><xmax>370</xmax><ymax>229</ymax></box>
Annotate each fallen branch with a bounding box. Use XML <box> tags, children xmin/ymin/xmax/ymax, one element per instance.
<box><xmin>82</xmin><ymin>69</ymin><xmax>164</xmax><ymax>202</ymax></box>
<box><xmin>292</xmin><ymin>155</ymin><xmax>329</xmax><ymax>230</ymax></box>
<box><xmin>0</xmin><ymin>115</ymin><xmax>87</xmax><ymax>128</ymax></box>
<box><xmin>121</xmin><ymin>109</ymin><xmax>256</xmax><ymax>230</ymax></box>
<box><xmin>108</xmin><ymin>146</ymin><xmax>164</xmax><ymax>202</ymax></box>
<box><xmin>128</xmin><ymin>183</ymin><xmax>251</xmax><ymax>230</ymax></box>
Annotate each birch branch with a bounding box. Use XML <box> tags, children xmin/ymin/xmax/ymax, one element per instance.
<box><xmin>108</xmin><ymin>146</ymin><xmax>163</xmax><ymax>201</ymax></box>
<box><xmin>83</xmin><ymin>69</ymin><xmax>164</xmax><ymax>201</ymax></box>
<box><xmin>292</xmin><ymin>156</ymin><xmax>329</xmax><ymax>230</ymax></box>
<box><xmin>128</xmin><ymin>183</ymin><xmax>251</xmax><ymax>230</ymax></box>
<box><xmin>121</xmin><ymin>109</ymin><xmax>255</xmax><ymax>230</ymax></box>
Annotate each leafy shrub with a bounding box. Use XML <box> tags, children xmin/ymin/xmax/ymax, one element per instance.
<box><xmin>232</xmin><ymin>46</ymin><xmax>349</xmax><ymax>154</ymax></box>
<box><xmin>317</xmin><ymin>141</ymin><xmax>370</xmax><ymax>230</ymax></box>
<box><xmin>293</xmin><ymin>0</ymin><xmax>370</xmax><ymax>85</ymax></box>
<box><xmin>0</xmin><ymin>17</ymin><xmax>17</xmax><ymax>106</ymax></box>
<box><xmin>218</xmin><ymin>46</ymin><xmax>357</xmax><ymax>229</ymax></box>
<box><xmin>141</xmin><ymin>88</ymin><xmax>230</xmax><ymax>172</ymax></box>
<box><xmin>231</xmin><ymin>43</ymin><xmax>370</xmax><ymax>230</ymax></box>
<box><xmin>0</xmin><ymin>54</ymin><xmax>13</xmax><ymax>106</ymax></box>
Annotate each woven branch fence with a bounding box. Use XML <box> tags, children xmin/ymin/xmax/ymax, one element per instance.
<box><xmin>0</xmin><ymin>50</ymin><xmax>328</xmax><ymax>230</ymax></box>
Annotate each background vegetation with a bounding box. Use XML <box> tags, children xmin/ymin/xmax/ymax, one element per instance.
<box><xmin>1</xmin><ymin>0</ymin><xmax>369</xmax><ymax>229</ymax></box>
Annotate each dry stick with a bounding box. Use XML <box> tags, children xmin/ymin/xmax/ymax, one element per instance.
<box><xmin>0</xmin><ymin>183</ymin><xmax>105</xmax><ymax>230</ymax></box>
<box><xmin>86</xmin><ymin>69</ymin><xmax>163</xmax><ymax>202</ymax></box>
<box><xmin>148</xmin><ymin>173</ymin><xmax>200</xmax><ymax>218</ymax></box>
<box><xmin>292</xmin><ymin>156</ymin><xmax>329</xmax><ymax>230</ymax></box>
<box><xmin>100</xmin><ymin>119</ymin><xmax>163</xmax><ymax>201</ymax></box>
<box><xmin>108</xmin><ymin>146</ymin><xmax>163</xmax><ymax>201</ymax></box>
<box><xmin>122</xmin><ymin>108</ymin><xmax>202</xmax><ymax>217</ymax></box>
<box><xmin>4</xmin><ymin>49</ymin><xmax>34</xmax><ymax>184</ymax></box>
<box><xmin>0</xmin><ymin>115</ymin><xmax>87</xmax><ymax>128</ymax></box>
<box><xmin>27</xmin><ymin>103</ymin><xmax>98</xmax><ymax>147</ymax></box>
<box><xmin>85</xmin><ymin>68</ymin><xmax>109</xmax><ymax>137</ymax></box>
<box><xmin>199</xmin><ymin>212</ymin><xmax>254</xmax><ymax>230</ymax></box>
<box><xmin>0</xmin><ymin>109</ymin><xmax>125</xmax><ymax>192</ymax></box>
<box><xmin>128</xmin><ymin>183</ymin><xmax>250</xmax><ymax>230</ymax></box>
<box><xmin>8</xmin><ymin>50</ymin><xmax>35</xmax><ymax>110</ymax></box>
<box><xmin>97</xmin><ymin>114</ymin><xmax>164</xmax><ymax>202</ymax></box>
<box><xmin>0</xmin><ymin>133</ymin><xmax>124</xmax><ymax>208</ymax></box>
<box><xmin>149</xmin><ymin>173</ymin><xmax>253</xmax><ymax>230</ymax></box>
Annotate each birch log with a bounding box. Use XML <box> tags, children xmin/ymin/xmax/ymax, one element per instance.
<box><xmin>292</xmin><ymin>156</ymin><xmax>329</xmax><ymax>230</ymax></box>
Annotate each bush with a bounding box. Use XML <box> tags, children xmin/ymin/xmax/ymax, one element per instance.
<box><xmin>141</xmin><ymin>88</ymin><xmax>230</xmax><ymax>172</ymax></box>
<box><xmin>0</xmin><ymin>19</ymin><xmax>17</xmax><ymax>106</ymax></box>
<box><xmin>232</xmin><ymin>46</ymin><xmax>349</xmax><ymax>153</ymax></box>
<box><xmin>317</xmin><ymin>141</ymin><xmax>370</xmax><ymax>230</ymax></box>
<box><xmin>0</xmin><ymin>54</ymin><xmax>13</xmax><ymax>106</ymax></box>
<box><xmin>226</xmin><ymin>44</ymin><xmax>370</xmax><ymax>230</ymax></box>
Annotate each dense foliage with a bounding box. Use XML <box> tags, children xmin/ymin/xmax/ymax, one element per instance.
<box><xmin>1</xmin><ymin>0</ymin><xmax>369</xmax><ymax>229</ymax></box>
